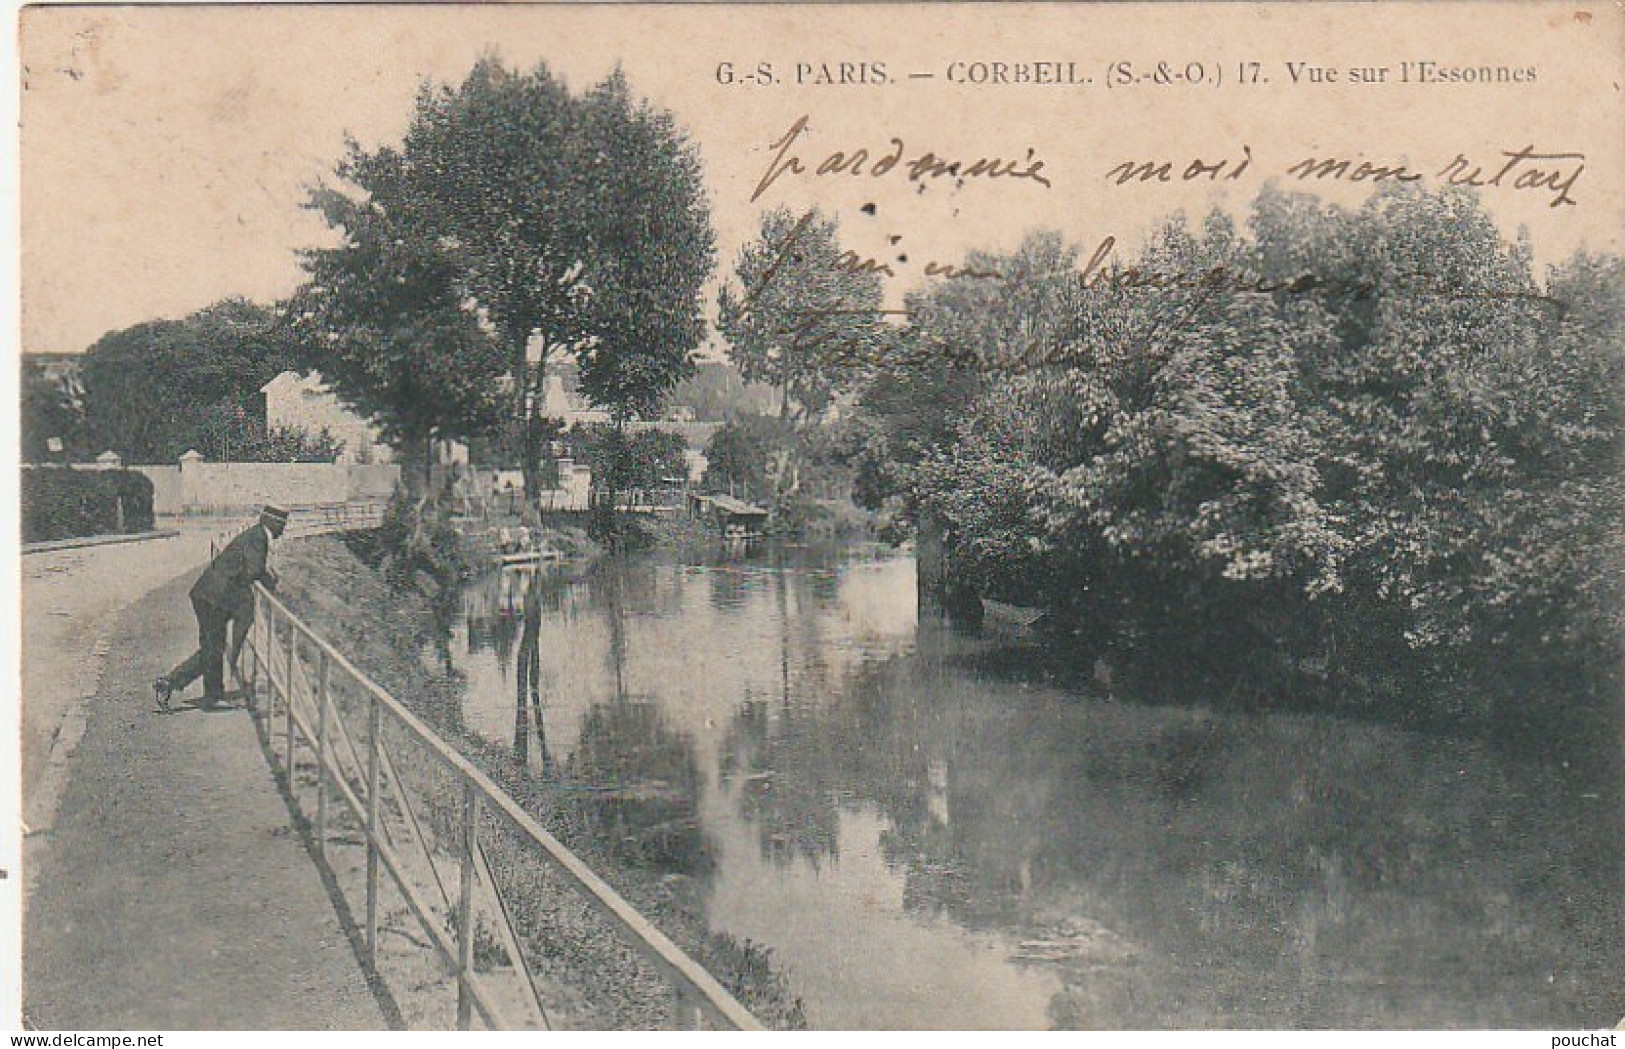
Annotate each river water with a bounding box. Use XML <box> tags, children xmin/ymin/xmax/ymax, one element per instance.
<box><xmin>443</xmin><ymin>543</ymin><xmax>1623</xmax><ymax>1030</ymax></box>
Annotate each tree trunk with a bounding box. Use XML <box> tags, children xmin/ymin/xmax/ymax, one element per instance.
<box><xmin>604</xmin><ymin>418</ymin><xmax>625</xmax><ymax>552</ymax></box>
<box><xmin>916</xmin><ymin>508</ymin><xmax>948</xmax><ymax>621</ymax></box>
<box><xmin>522</xmin><ymin>408</ymin><xmax>540</xmax><ymax>508</ymax></box>
<box><xmin>510</xmin><ymin>333</ymin><xmax>534</xmax><ymax>505</ymax></box>
<box><xmin>916</xmin><ymin>509</ymin><xmax>980</xmax><ymax>625</ymax></box>
<box><xmin>778</xmin><ymin>337</ymin><xmax>793</xmax><ymax>423</ymax></box>
<box><xmin>423</xmin><ymin>432</ymin><xmax>436</xmax><ymax>498</ymax></box>
<box><xmin>399</xmin><ymin>429</ymin><xmax>431</xmax><ymax>497</ymax></box>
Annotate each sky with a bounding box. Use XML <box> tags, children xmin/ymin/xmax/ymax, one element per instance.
<box><xmin>17</xmin><ymin>2</ymin><xmax>1625</xmax><ymax>355</ymax></box>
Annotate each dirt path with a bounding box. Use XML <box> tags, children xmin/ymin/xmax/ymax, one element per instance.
<box><xmin>21</xmin><ymin>526</ymin><xmax>219</xmax><ymax>834</ymax></box>
<box><xmin>23</xmin><ymin>572</ymin><xmax>387</xmax><ymax>1029</ymax></box>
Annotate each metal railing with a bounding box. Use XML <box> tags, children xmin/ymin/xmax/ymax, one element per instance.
<box><xmin>209</xmin><ymin>502</ymin><xmax>388</xmax><ymax>558</ymax></box>
<box><xmin>284</xmin><ymin>501</ymin><xmax>387</xmax><ymax>538</ymax></box>
<box><xmin>241</xmin><ymin>582</ymin><xmax>763</xmax><ymax>1031</ymax></box>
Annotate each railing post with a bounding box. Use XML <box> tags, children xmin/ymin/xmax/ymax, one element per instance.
<box><xmin>365</xmin><ymin>692</ymin><xmax>381</xmax><ymax>961</ymax></box>
<box><xmin>283</xmin><ymin>616</ymin><xmax>297</xmax><ymax>787</ymax></box>
<box><xmin>264</xmin><ymin>610</ymin><xmax>276</xmax><ymax>723</ymax></box>
<box><xmin>456</xmin><ymin>780</ymin><xmax>480</xmax><ymax>1030</ymax></box>
<box><xmin>670</xmin><ymin>982</ymin><xmax>699</xmax><ymax>1030</ymax></box>
<box><xmin>315</xmin><ymin>648</ymin><xmax>331</xmax><ymax>856</ymax></box>
<box><xmin>246</xmin><ymin>590</ymin><xmax>261</xmax><ymax>723</ymax></box>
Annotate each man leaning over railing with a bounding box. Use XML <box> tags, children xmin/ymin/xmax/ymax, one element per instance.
<box><xmin>155</xmin><ymin>504</ymin><xmax>287</xmax><ymax>712</ymax></box>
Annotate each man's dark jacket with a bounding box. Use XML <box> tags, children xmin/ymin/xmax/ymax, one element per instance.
<box><xmin>190</xmin><ymin>525</ymin><xmax>273</xmax><ymax>610</ymax></box>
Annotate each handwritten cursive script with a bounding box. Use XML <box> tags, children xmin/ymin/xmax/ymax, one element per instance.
<box><xmin>742</xmin><ymin>229</ymin><xmax>1568</xmax><ymax>376</ymax></box>
<box><xmin>750</xmin><ymin>115</ymin><xmax>1054</xmax><ymax>203</ymax></box>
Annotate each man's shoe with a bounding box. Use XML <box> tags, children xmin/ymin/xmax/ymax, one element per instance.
<box><xmin>153</xmin><ymin>677</ymin><xmax>173</xmax><ymax>713</ymax></box>
<box><xmin>197</xmin><ymin>693</ymin><xmax>226</xmax><ymax>710</ymax></box>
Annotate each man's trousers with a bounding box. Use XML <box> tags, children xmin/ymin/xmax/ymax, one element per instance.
<box><xmin>163</xmin><ymin>594</ymin><xmax>233</xmax><ymax>700</ymax></box>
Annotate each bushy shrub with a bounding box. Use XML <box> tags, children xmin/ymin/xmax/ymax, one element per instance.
<box><xmin>701</xmin><ymin>413</ymin><xmax>794</xmax><ymax>508</ymax></box>
<box><xmin>566</xmin><ymin>424</ymin><xmax>689</xmax><ymax>494</ymax></box>
<box><xmin>902</xmin><ymin>187</ymin><xmax>1624</xmax><ymax>719</ymax></box>
<box><xmin>375</xmin><ymin>487</ymin><xmax>469</xmax><ymax>592</ymax></box>
<box><xmin>20</xmin><ymin>467</ymin><xmax>155</xmax><ymax>543</ymax></box>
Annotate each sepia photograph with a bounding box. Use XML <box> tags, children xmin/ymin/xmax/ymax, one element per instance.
<box><xmin>8</xmin><ymin>1</ymin><xmax>1625</xmax><ymax>1033</ymax></box>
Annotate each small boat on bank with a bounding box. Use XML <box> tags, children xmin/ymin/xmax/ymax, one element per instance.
<box><xmin>980</xmin><ymin>597</ymin><xmax>1048</xmax><ymax>633</ymax></box>
<box><xmin>499</xmin><ymin>548</ymin><xmax>563</xmax><ymax>567</ymax></box>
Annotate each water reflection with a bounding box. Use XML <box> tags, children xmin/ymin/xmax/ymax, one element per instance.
<box><xmin>462</xmin><ymin>562</ymin><xmax>713</xmax><ymax>874</ymax></box>
<box><xmin>718</xmin><ymin>699</ymin><xmax>842</xmax><ymax>869</ymax></box>
<box><xmin>569</xmin><ymin>697</ymin><xmax>711</xmax><ymax>874</ymax></box>
<box><xmin>514</xmin><ymin>568</ymin><xmax>556</xmax><ymax>774</ymax></box>
<box><xmin>444</xmin><ymin>548</ymin><xmax>1625</xmax><ymax>1030</ymax></box>
<box><xmin>720</xmin><ymin>646</ymin><xmax>1624</xmax><ymax>1028</ymax></box>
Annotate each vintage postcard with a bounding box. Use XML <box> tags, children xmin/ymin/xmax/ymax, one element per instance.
<box><xmin>8</xmin><ymin>1</ymin><xmax>1624</xmax><ymax>1033</ymax></box>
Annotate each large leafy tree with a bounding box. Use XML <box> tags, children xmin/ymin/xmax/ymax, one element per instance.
<box><xmin>669</xmin><ymin>361</ymin><xmax>778</xmax><ymax>422</ymax></box>
<box><xmin>392</xmin><ymin>58</ymin><xmax>591</xmax><ymax>497</ymax></box>
<box><xmin>1247</xmin><ymin>188</ymin><xmax>1624</xmax><ymax>673</ymax></box>
<box><xmin>913</xmin><ymin>221</ymin><xmax>1341</xmax><ymax>637</ymax></box>
<box><xmin>702</xmin><ymin>412</ymin><xmax>794</xmax><ymax>505</ymax></box>
<box><xmin>717</xmin><ymin>206</ymin><xmax>885</xmax><ymax>424</ymax></box>
<box><xmin>19</xmin><ymin>356</ymin><xmax>84</xmax><ymax>461</ymax></box>
<box><xmin>1531</xmin><ymin>252</ymin><xmax>1625</xmax><ymax>660</ymax></box>
<box><xmin>570</xmin><ymin>70</ymin><xmax>715</xmax><ymax>421</ymax></box>
<box><xmin>567</xmin><ymin>70</ymin><xmax>715</xmax><ymax>536</ymax></box>
<box><xmin>299</xmin><ymin>59</ymin><xmax>713</xmax><ymax>509</ymax></box>
<box><xmin>295</xmin><ymin>167</ymin><xmax>509</xmax><ymax>488</ymax></box>
<box><xmin>76</xmin><ymin>298</ymin><xmax>295</xmax><ymax>463</ymax></box>
<box><xmin>566</xmin><ymin>424</ymin><xmax>688</xmax><ymax>494</ymax></box>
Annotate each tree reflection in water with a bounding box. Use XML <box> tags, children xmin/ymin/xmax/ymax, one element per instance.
<box><xmin>448</xmin><ymin>549</ymin><xmax>1623</xmax><ymax>1028</ymax></box>
<box><xmin>715</xmin><ymin>555</ymin><xmax>846</xmax><ymax>868</ymax></box>
<box><xmin>465</xmin><ymin>565</ymin><xmax>562</xmax><ymax>773</ymax></box>
<box><xmin>718</xmin><ymin>634</ymin><xmax>1625</xmax><ymax>1029</ymax></box>
<box><xmin>568</xmin><ymin>700</ymin><xmax>713</xmax><ymax>874</ymax></box>
<box><xmin>718</xmin><ymin>699</ymin><xmax>841</xmax><ymax>868</ymax></box>
<box><xmin>564</xmin><ymin>560</ymin><xmax>715</xmax><ymax>876</ymax></box>
<box><xmin>463</xmin><ymin>568</ymin><xmax>519</xmax><ymax>666</ymax></box>
<box><xmin>512</xmin><ymin>565</ymin><xmax>557</xmax><ymax>775</ymax></box>
<box><xmin>428</xmin><ymin>587</ymin><xmax>461</xmax><ymax>678</ymax></box>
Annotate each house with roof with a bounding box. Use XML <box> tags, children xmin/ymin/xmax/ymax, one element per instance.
<box><xmin>261</xmin><ymin>370</ymin><xmax>394</xmax><ymax>465</ymax></box>
<box><xmin>539</xmin><ymin>371</ymin><xmax>612</xmax><ymax>428</ymax></box>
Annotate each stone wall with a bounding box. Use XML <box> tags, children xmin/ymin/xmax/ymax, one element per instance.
<box><xmin>131</xmin><ymin>459</ymin><xmax>400</xmax><ymax>514</ymax></box>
